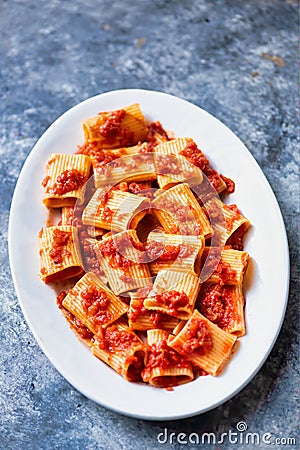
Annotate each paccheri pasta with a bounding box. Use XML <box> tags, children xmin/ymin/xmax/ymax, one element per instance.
<box><xmin>39</xmin><ymin>103</ymin><xmax>250</xmax><ymax>388</ymax></box>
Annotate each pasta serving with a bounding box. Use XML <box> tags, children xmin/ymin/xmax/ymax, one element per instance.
<box><xmin>39</xmin><ymin>103</ymin><xmax>250</xmax><ymax>388</ymax></box>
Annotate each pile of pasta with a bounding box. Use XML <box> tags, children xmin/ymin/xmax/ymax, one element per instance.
<box><xmin>39</xmin><ymin>104</ymin><xmax>250</xmax><ymax>388</ymax></box>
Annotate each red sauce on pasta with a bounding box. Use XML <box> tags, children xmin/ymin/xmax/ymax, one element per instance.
<box><xmin>145</xmin><ymin>241</ymin><xmax>173</xmax><ymax>260</ymax></box>
<box><xmin>53</xmin><ymin>229</ymin><xmax>71</xmax><ymax>246</ymax></box>
<box><xmin>205</xmin><ymin>168</ymin><xmax>224</xmax><ymax>190</ymax></box>
<box><xmin>180</xmin><ymin>141</ymin><xmax>209</xmax><ymax>171</ymax></box>
<box><xmin>80</xmin><ymin>286</ymin><xmax>112</xmax><ymax>325</ymax></box>
<box><xmin>216</xmin><ymin>260</ymin><xmax>237</xmax><ymax>284</ymax></box>
<box><xmin>224</xmin><ymin>204</ymin><xmax>241</xmax><ymax>231</ymax></box>
<box><xmin>220</xmin><ymin>174</ymin><xmax>235</xmax><ymax>193</ymax></box>
<box><xmin>160</xmin><ymin>200</ymin><xmax>194</xmax><ymax>220</ymax></box>
<box><xmin>114</xmin><ymin>181</ymin><xmax>129</xmax><ymax>192</ymax></box>
<box><xmin>128</xmin><ymin>297</ymin><xmax>147</xmax><ymax>323</ymax></box>
<box><xmin>128</xmin><ymin>182</ymin><xmax>154</xmax><ymax>199</ymax></box>
<box><xmin>142</xmin><ymin>339</ymin><xmax>190</xmax><ymax>382</ymax></box>
<box><xmin>52</xmin><ymin>169</ymin><xmax>86</xmax><ymax>195</ymax></box>
<box><xmin>128</xmin><ymin>287</ymin><xmax>151</xmax><ymax>322</ymax></box>
<box><xmin>74</xmin><ymin>317</ymin><xmax>93</xmax><ymax>339</ymax></box>
<box><xmin>226</xmin><ymin>225</ymin><xmax>246</xmax><ymax>250</ymax></box>
<box><xmin>42</xmin><ymin>175</ymin><xmax>50</xmax><ymax>188</ymax></box>
<box><xmin>198</xmin><ymin>283</ymin><xmax>236</xmax><ymax>329</ymax></box>
<box><xmin>93</xmin><ymin>153</ymin><xmax>119</xmax><ymax>171</ymax></box>
<box><xmin>125</xmin><ymin>354</ymin><xmax>144</xmax><ymax>381</ymax></box>
<box><xmin>154</xmin><ymin>291</ymin><xmax>189</xmax><ymax>316</ymax></box>
<box><xmin>145</xmin><ymin>242</ymin><xmax>192</xmax><ymax>262</ymax></box>
<box><xmin>220</xmin><ymin>286</ymin><xmax>236</xmax><ymax>328</ymax></box>
<box><xmin>77</xmin><ymin>140</ymin><xmax>101</xmax><ymax>155</ymax></box>
<box><xmin>71</xmin><ymin>213</ymin><xmax>104</xmax><ymax>277</ymax></box>
<box><xmin>49</xmin><ymin>229</ymin><xmax>71</xmax><ymax>264</ymax></box>
<box><xmin>98</xmin><ymin>237</ymin><xmax>131</xmax><ymax>272</ymax></box>
<box><xmin>98</xmin><ymin>235</ymin><xmax>145</xmax><ymax>272</ymax></box>
<box><xmin>56</xmin><ymin>290</ymin><xmax>67</xmax><ymax>308</ymax></box>
<box><xmin>65</xmin><ymin>310</ymin><xmax>94</xmax><ymax>340</ymax></box>
<box><xmin>156</xmin><ymin>200</ymin><xmax>196</xmax><ymax>233</ymax></box>
<box><xmin>198</xmin><ymin>283</ymin><xmax>224</xmax><ymax>323</ymax></box>
<box><xmin>181</xmin><ymin>318</ymin><xmax>212</xmax><ymax>355</ymax></box>
<box><xmin>101</xmin><ymin>205</ymin><xmax>114</xmax><ymax>223</ymax></box>
<box><xmin>148</xmin><ymin>311</ymin><xmax>163</xmax><ymax>327</ymax></box>
<box><xmin>97</xmin><ymin>325</ymin><xmax>140</xmax><ymax>354</ymax></box>
<box><xmin>201</xmin><ymin>247</ymin><xmax>237</xmax><ymax>283</ymax></box>
<box><xmin>57</xmin><ymin>291</ymin><xmax>94</xmax><ymax>340</ymax></box>
<box><xmin>99</xmin><ymin>110</ymin><xmax>126</xmax><ymax>138</ymax></box>
<box><xmin>128</xmin><ymin>298</ymin><xmax>172</xmax><ymax>328</ymax></box>
<box><xmin>146</xmin><ymin>121</ymin><xmax>169</xmax><ymax>150</ymax></box>
<box><xmin>180</xmin><ymin>141</ymin><xmax>235</xmax><ymax>193</ymax></box>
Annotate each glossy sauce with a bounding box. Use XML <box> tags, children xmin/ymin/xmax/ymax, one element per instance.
<box><xmin>224</xmin><ymin>204</ymin><xmax>241</xmax><ymax>231</ymax></box>
<box><xmin>52</xmin><ymin>169</ymin><xmax>86</xmax><ymax>195</ymax></box>
<box><xmin>80</xmin><ymin>285</ymin><xmax>112</xmax><ymax>326</ymax></box>
<box><xmin>154</xmin><ymin>290</ymin><xmax>189</xmax><ymax>316</ymax></box>
<box><xmin>49</xmin><ymin>229</ymin><xmax>71</xmax><ymax>264</ymax></box>
<box><xmin>180</xmin><ymin>141</ymin><xmax>234</xmax><ymax>194</ymax></box>
<box><xmin>146</xmin><ymin>121</ymin><xmax>169</xmax><ymax>150</ymax></box>
<box><xmin>198</xmin><ymin>283</ymin><xmax>235</xmax><ymax>329</ymax></box>
<box><xmin>96</xmin><ymin>325</ymin><xmax>140</xmax><ymax>354</ymax></box>
<box><xmin>142</xmin><ymin>339</ymin><xmax>190</xmax><ymax>383</ymax></box>
<box><xmin>181</xmin><ymin>318</ymin><xmax>212</xmax><ymax>355</ymax></box>
<box><xmin>57</xmin><ymin>292</ymin><xmax>94</xmax><ymax>340</ymax></box>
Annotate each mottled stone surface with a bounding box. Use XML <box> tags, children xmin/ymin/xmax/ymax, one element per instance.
<box><xmin>0</xmin><ymin>1</ymin><xmax>298</xmax><ymax>449</ymax></box>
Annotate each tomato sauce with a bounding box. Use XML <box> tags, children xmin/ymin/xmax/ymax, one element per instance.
<box><xmin>93</xmin><ymin>153</ymin><xmax>119</xmax><ymax>172</ymax></box>
<box><xmin>99</xmin><ymin>110</ymin><xmax>126</xmax><ymax>139</ymax></box>
<box><xmin>220</xmin><ymin>174</ymin><xmax>235</xmax><ymax>194</ymax></box>
<box><xmin>49</xmin><ymin>229</ymin><xmax>71</xmax><ymax>264</ymax></box>
<box><xmin>202</xmin><ymin>248</ymin><xmax>237</xmax><ymax>284</ymax></box>
<box><xmin>100</xmin><ymin>205</ymin><xmax>113</xmax><ymax>223</ymax></box>
<box><xmin>65</xmin><ymin>310</ymin><xmax>94</xmax><ymax>340</ymax></box>
<box><xmin>125</xmin><ymin>353</ymin><xmax>144</xmax><ymax>381</ymax></box>
<box><xmin>180</xmin><ymin>141</ymin><xmax>209</xmax><ymax>172</ymax></box>
<box><xmin>57</xmin><ymin>290</ymin><xmax>94</xmax><ymax>340</ymax></box>
<box><xmin>96</xmin><ymin>109</ymin><xmax>135</xmax><ymax>146</ymax></box>
<box><xmin>180</xmin><ymin>141</ymin><xmax>235</xmax><ymax>194</ymax></box>
<box><xmin>155</xmin><ymin>200</ymin><xmax>199</xmax><ymax>235</ymax></box>
<box><xmin>145</xmin><ymin>241</ymin><xmax>169</xmax><ymax>260</ymax></box>
<box><xmin>96</xmin><ymin>325</ymin><xmax>140</xmax><ymax>354</ymax></box>
<box><xmin>98</xmin><ymin>237</ymin><xmax>131</xmax><ymax>272</ymax></box>
<box><xmin>142</xmin><ymin>339</ymin><xmax>190</xmax><ymax>382</ymax></box>
<box><xmin>80</xmin><ymin>285</ymin><xmax>112</xmax><ymax>326</ymax></box>
<box><xmin>42</xmin><ymin>175</ymin><xmax>50</xmax><ymax>188</ymax></box>
<box><xmin>128</xmin><ymin>297</ymin><xmax>147</xmax><ymax>322</ymax></box>
<box><xmin>128</xmin><ymin>182</ymin><xmax>154</xmax><ymax>199</ymax></box>
<box><xmin>72</xmin><ymin>212</ymin><xmax>104</xmax><ymax>277</ymax></box>
<box><xmin>77</xmin><ymin>140</ymin><xmax>102</xmax><ymax>156</ymax></box>
<box><xmin>224</xmin><ymin>204</ymin><xmax>241</xmax><ymax>232</ymax></box>
<box><xmin>216</xmin><ymin>260</ymin><xmax>237</xmax><ymax>284</ymax></box>
<box><xmin>198</xmin><ymin>283</ymin><xmax>236</xmax><ymax>329</ymax></box>
<box><xmin>56</xmin><ymin>290</ymin><xmax>67</xmax><ymax>309</ymax></box>
<box><xmin>154</xmin><ymin>290</ymin><xmax>189</xmax><ymax>316</ymax></box>
<box><xmin>52</xmin><ymin>169</ymin><xmax>86</xmax><ymax>195</ymax></box>
<box><xmin>146</xmin><ymin>121</ymin><xmax>169</xmax><ymax>150</ymax></box>
<box><xmin>226</xmin><ymin>225</ymin><xmax>246</xmax><ymax>250</ymax></box>
<box><xmin>145</xmin><ymin>241</ymin><xmax>191</xmax><ymax>262</ymax></box>
<box><xmin>181</xmin><ymin>318</ymin><xmax>212</xmax><ymax>355</ymax></box>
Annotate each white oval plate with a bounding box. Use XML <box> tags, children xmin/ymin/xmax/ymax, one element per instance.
<box><xmin>8</xmin><ymin>89</ymin><xmax>289</xmax><ymax>420</ymax></box>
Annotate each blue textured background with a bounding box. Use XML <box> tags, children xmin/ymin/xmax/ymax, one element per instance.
<box><xmin>1</xmin><ymin>1</ymin><xmax>298</xmax><ymax>449</ymax></box>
